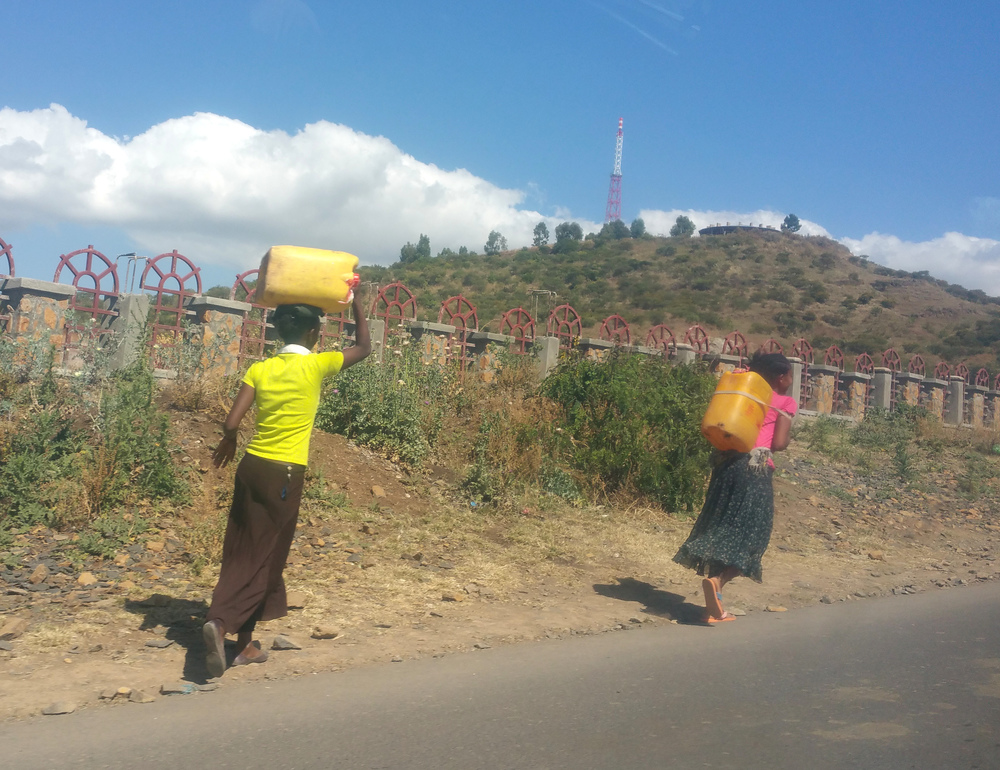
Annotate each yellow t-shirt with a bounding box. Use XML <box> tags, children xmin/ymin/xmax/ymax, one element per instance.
<box><xmin>242</xmin><ymin>347</ymin><xmax>344</xmax><ymax>466</ymax></box>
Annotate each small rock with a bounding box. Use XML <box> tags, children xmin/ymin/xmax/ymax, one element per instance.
<box><xmin>76</xmin><ymin>572</ymin><xmax>98</xmax><ymax>587</ymax></box>
<box><xmin>441</xmin><ymin>593</ymin><xmax>464</xmax><ymax>602</ymax></box>
<box><xmin>42</xmin><ymin>701</ymin><xmax>76</xmax><ymax>716</ymax></box>
<box><xmin>0</xmin><ymin>617</ymin><xmax>29</xmax><ymax>641</ymax></box>
<box><xmin>116</xmin><ymin>686</ymin><xmax>133</xmax><ymax>698</ymax></box>
<box><xmin>473</xmin><ymin>643</ymin><xmax>492</xmax><ymax>650</ymax></box>
<box><xmin>89</xmin><ymin>644</ymin><xmax>103</xmax><ymax>653</ymax></box>
<box><xmin>285</xmin><ymin>591</ymin><xmax>307</xmax><ymax>609</ymax></box>
<box><xmin>820</xmin><ymin>595</ymin><xmax>834</xmax><ymax>604</ymax></box>
<box><xmin>29</xmin><ymin>564</ymin><xmax>49</xmax><ymax>585</ymax></box>
<box><xmin>0</xmin><ymin>640</ymin><xmax>13</xmax><ymax>651</ymax></box>
<box><xmin>99</xmin><ymin>689</ymin><xmax>118</xmax><ymax>700</ymax></box>
<box><xmin>113</xmin><ymin>553</ymin><xmax>130</xmax><ymax>567</ymax></box>
<box><xmin>146</xmin><ymin>541</ymin><xmax>165</xmax><ymax>553</ymax></box>
<box><xmin>272</xmin><ymin>635</ymin><xmax>302</xmax><ymax>651</ymax></box>
<box><xmin>144</xmin><ymin>638</ymin><xmax>174</xmax><ymax>649</ymax></box>
<box><xmin>438</xmin><ymin>561</ymin><xmax>455</xmax><ymax>570</ymax></box>
<box><xmin>391</xmin><ymin>656</ymin><xmax>403</xmax><ymax>662</ymax></box>
<box><xmin>160</xmin><ymin>682</ymin><xmax>196</xmax><ymax>695</ymax></box>
<box><xmin>311</xmin><ymin>627</ymin><xmax>341</xmax><ymax>640</ymax></box>
<box><xmin>868</xmin><ymin>551</ymin><xmax>886</xmax><ymax>561</ymax></box>
<box><xmin>129</xmin><ymin>689</ymin><xmax>156</xmax><ymax>704</ymax></box>
<box><xmin>346</xmin><ymin>553</ymin><xmax>362</xmax><ymax>563</ymax></box>
<box><xmin>196</xmin><ymin>683</ymin><xmax>219</xmax><ymax>692</ymax></box>
<box><xmin>729</xmin><ymin>608</ymin><xmax>746</xmax><ymax>616</ymax></box>
<box><xmin>371</xmin><ymin>485</ymin><xmax>386</xmax><ymax>498</ymax></box>
<box><xmin>117</xmin><ymin>580</ymin><xmax>136</xmax><ymax>591</ymax></box>
<box><xmin>5</xmin><ymin>587</ymin><xmax>29</xmax><ymax>597</ymax></box>
<box><xmin>765</xmin><ymin>605</ymin><xmax>787</xmax><ymax>612</ymax></box>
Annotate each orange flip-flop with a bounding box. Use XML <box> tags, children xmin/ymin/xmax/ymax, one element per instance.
<box><xmin>702</xmin><ymin>577</ymin><xmax>724</xmax><ymax>619</ymax></box>
<box><xmin>707</xmin><ymin>611</ymin><xmax>736</xmax><ymax>623</ymax></box>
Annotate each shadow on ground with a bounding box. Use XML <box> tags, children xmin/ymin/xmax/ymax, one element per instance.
<box><xmin>124</xmin><ymin>594</ymin><xmax>228</xmax><ymax>684</ymax></box>
<box><xmin>593</xmin><ymin>577</ymin><xmax>709</xmax><ymax>625</ymax></box>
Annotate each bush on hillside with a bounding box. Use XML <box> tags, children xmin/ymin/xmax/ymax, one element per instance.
<box><xmin>540</xmin><ymin>353</ymin><xmax>717</xmax><ymax>512</ymax></box>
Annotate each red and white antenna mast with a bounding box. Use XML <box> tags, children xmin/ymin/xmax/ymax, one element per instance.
<box><xmin>604</xmin><ymin>117</ymin><xmax>623</xmax><ymax>222</ymax></box>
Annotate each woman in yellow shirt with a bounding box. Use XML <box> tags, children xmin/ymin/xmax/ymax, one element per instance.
<box><xmin>203</xmin><ymin>294</ymin><xmax>371</xmax><ymax>677</ymax></box>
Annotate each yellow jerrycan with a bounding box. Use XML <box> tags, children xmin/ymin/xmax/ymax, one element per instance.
<box><xmin>700</xmin><ymin>371</ymin><xmax>774</xmax><ymax>453</ymax></box>
<box><xmin>257</xmin><ymin>246</ymin><xmax>360</xmax><ymax>312</ymax></box>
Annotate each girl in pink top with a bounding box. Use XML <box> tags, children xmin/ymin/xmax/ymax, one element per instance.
<box><xmin>674</xmin><ymin>353</ymin><xmax>796</xmax><ymax>621</ymax></box>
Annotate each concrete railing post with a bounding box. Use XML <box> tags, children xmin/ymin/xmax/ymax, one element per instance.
<box><xmin>108</xmin><ymin>293</ymin><xmax>151</xmax><ymax>370</ymax></box>
<box><xmin>870</xmin><ymin>367</ymin><xmax>894</xmax><ymax>411</ymax></box>
<box><xmin>788</xmin><ymin>357</ymin><xmax>803</xmax><ymax>408</ymax></box>
<box><xmin>536</xmin><ymin>336</ymin><xmax>561</xmax><ymax>378</ymax></box>
<box><xmin>944</xmin><ymin>376</ymin><xmax>965</xmax><ymax>426</ymax></box>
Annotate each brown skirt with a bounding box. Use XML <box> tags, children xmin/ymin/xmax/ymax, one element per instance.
<box><xmin>206</xmin><ymin>452</ymin><xmax>305</xmax><ymax>635</ymax></box>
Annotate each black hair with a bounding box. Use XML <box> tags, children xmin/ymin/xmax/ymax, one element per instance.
<box><xmin>271</xmin><ymin>304</ymin><xmax>323</xmax><ymax>343</ymax></box>
<box><xmin>748</xmin><ymin>352</ymin><xmax>792</xmax><ymax>386</ymax></box>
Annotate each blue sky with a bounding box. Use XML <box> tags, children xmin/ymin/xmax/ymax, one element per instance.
<box><xmin>2</xmin><ymin>0</ymin><xmax>999</xmax><ymax>293</ymax></box>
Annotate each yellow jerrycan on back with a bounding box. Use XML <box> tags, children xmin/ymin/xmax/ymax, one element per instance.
<box><xmin>700</xmin><ymin>371</ymin><xmax>774</xmax><ymax>453</ymax></box>
<box><xmin>257</xmin><ymin>246</ymin><xmax>360</xmax><ymax>312</ymax></box>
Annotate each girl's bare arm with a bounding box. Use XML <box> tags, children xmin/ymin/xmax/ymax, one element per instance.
<box><xmin>771</xmin><ymin>413</ymin><xmax>792</xmax><ymax>452</ymax></box>
<box><xmin>342</xmin><ymin>293</ymin><xmax>372</xmax><ymax>369</ymax></box>
<box><xmin>213</xmin><ymin>383</ymin><xmax>256</xmax><ymax>467</ymax></box>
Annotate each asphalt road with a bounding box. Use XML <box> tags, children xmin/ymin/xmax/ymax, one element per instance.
<box><xmin>4</xmin><ymin>582</ymin><xmax>1000</xmax><ymax>770</ymax></box>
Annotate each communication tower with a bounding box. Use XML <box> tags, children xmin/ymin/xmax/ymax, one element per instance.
<box><xmin>604</xmin><ymin>118</ymin><xmax>623</xmax><ymax>222</ymax></box>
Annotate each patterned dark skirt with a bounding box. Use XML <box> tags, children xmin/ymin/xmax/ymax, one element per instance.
<box><xmin>672</xmin><ymin>450</ymin><xmax>774</xmax><ymax>583</ymax></box>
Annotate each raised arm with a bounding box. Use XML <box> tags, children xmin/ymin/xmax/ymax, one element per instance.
<box><xmin>341</xmin><ymin>292</ymin><xmax>372</xmax><ymax>370</ymax></box>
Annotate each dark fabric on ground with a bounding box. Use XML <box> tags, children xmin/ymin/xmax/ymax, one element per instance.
<box><xmin>207</xmin><ymin>452</ymin><xmax>305</xmax><ymax>634</ymax></box>
<box><xmin>673</xmin><ymin>450</ymin><xmax>774</xmax><ymax>583</ymax></box>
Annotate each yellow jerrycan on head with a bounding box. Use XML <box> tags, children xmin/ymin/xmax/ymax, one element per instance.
<box><xmin>700</xmin><ymin>370</ymin><xmax>774</xmax><ymax>453</ymax></box>
<box><xmin>257</xmin><ymin>246</ymin><xmax>360</xmax><ymax>312</ymax></box>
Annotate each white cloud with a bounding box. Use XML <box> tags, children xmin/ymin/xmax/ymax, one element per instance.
<box><xmin>639</xmin><ymin>208</ymin><xmax>831</xmax><ymax>237</ymax></box>
<box><xmin>0</xmin><ymin>104</ymin><xmax>600</xmax><ymax>269</ymax></box>
<box><xmin>840</xmin><ymin>231</ymin><xmax>1000</xmax><ymax>296</ymax></box>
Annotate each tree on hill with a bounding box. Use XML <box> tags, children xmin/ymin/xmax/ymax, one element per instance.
<box><xmin>669</xmin><ymin>215</ymin><xmax>695</xmax><ymax>238</ymax></box>
<box><xmin>630</xmin><ymin>217</ymin><xmax>646</xmax><ymax>238</ymax></box>
<box><xmin>205</xmin><ymin>285</ymin><xmax>231</xmax><ymax>299</ymax></box>
<box><xmin>484</xmin><ymin>230</ymin><xmax>507</xmax><ymax>255</ymax></box>
<box><xmin>532</xmin><ymin>222</ymin><xmax>549</xmax><ymax>247</ymax></box>
<box><xmin>555</xmin><ymin>221</ymin><xmax>583</xmax><ymax>243</ymax></box>
<box><xmin>400</xmin><ymin>233</ymin><xmax>431</xmax><ymax>263</ymax></box>
<box><xmin>599</xmin><ymin>219</ymin><xmax>631</xmax><ymax>241</ymax></box>
<box><xmin>781</xmin><ymin>214</ymin><xmax>802</xmax><ymax>233</ymax></box>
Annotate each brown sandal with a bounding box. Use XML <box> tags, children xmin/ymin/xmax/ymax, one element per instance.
<box><xmin>203</xmin><ymin>619</ymin><xmax>226</xmax><ymax>678</ymax></box>
<box><xmin>232</xmin><ymin>640</ymin><xmax>269</xmax><ymax>667</ymax></box>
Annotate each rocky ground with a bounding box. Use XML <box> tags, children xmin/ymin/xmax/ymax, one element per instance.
<box><xmin>2</xmin><ymin>413</ymin><xmax>999</xmax><ymax>722</ymax></box>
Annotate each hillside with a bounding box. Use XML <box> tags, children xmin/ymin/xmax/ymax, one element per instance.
<box><xmin>360</xmin><ymin>230</ymin><xmax>1000</xmax><ymax>369</ymax></box>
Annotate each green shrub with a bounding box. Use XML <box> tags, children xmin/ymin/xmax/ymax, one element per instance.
<box><xmin>316</xmin><ymin>341</ymin><xmax>449</xmax><ymax>466</ymax></box>
<box><xmin>540</xmin><ymin>353</ymin><xmax>717</xmax><ymax>512</ymax></box>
